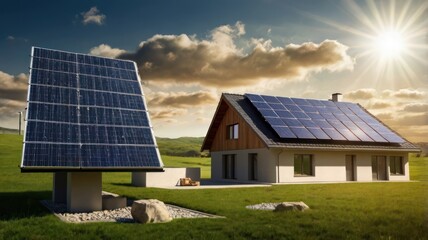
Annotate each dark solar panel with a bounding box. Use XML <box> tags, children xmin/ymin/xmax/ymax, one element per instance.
<box><xmin>21</xmin><ymin>47</ymin><xmax>163</xmax><ymax>171</ymax></box>
<box><xmin>245</xmin><ymin>93</ymin><xmax>405</xmax><ymax>143</ymax></box>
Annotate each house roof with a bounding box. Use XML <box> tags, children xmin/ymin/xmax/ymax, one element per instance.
<box><xmin>201</xmin><ymin>93</ymin><xmax>420</xmax><ymax>152</ymax></box>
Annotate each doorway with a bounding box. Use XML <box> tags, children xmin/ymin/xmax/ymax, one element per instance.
<box><xmin>248</xmin><ymin>153</ymin><xmax>258</xmax><ymax>181</ymax></box>
<box><xmin>222</xmin><ymin>154</ymin><xmax>236</xmax><ymax>179</ymax></box>
<box><xmin>345</xmin><ymin>155</ymin><xmax>355</xmax><ymax>181</ymax></box>
<box><xmin>371</xmin><ymin>156</ymin><xmax>387</xmax><ymax>180</ymax></box>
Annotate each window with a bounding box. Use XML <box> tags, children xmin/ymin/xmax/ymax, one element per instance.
<box><xmin>294</xmin><ymin>154</ymin><xmax>313</xmax><ymax>176</ymax></box>
<box><xmin>390</xmin><ymin>156</ymin><xmax>404</xmax><ymax>175</ymax></box>
<box><xmin>227</xmin><ymin>124</ymin><xmax>239</xmax><ymax>139</ymax></box>
<box><xmin>222</xmin><ymin>154</ymin><xmax>236</xmax><ymax>179</ymax></box>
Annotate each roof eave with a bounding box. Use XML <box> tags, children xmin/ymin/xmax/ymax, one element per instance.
<box><xmin>267</xmin><ymin>144</ymin><xmax>421</xmax><ymax>152</ymax></box>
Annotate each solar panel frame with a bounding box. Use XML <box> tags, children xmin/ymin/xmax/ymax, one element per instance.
<box><xmin>21</xmin><ymin>47</ymin><xmax>163</xmax><ymax>171</ymax></box>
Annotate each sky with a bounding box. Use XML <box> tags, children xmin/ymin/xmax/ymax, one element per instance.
<box><xmin>0</xmin><ymin>0</ymin><xmax>427</xmax><ymax>142</ymax></box>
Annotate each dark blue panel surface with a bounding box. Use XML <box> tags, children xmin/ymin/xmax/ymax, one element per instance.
<box><xmin>276</xmin><ymin>110</ymin><xmax>294</xmax><ymax>119</ymax></box>
<box><xmin>31</xmin><ymin>69</ymin><xmax>77</xmax><ymax>88</ymax></box>
<box><xmin>272</xmin><ymin>126</ymin><xmax>296</xmax><ymax>138</ymax></box>
<box><xmin>32</xmin><ymin>57</ymin><xmax>77</xmax><ymax>73</ymax></box>
<box><xmin>266</xmin><ymin>117</ymin><xmax>286</xmax><ymax>126</ymax></box>
<box><xmin>33</xmin><ymin>48</ymin><xmax>77</xmax><ymax>62</ymax></box>
<box><xmin>244</xmin><ymin>93</ymin><xmax>405</xmax><ymax>143</ymax></box>
<box><xmin>307</xmin><ymin>127</ymin><xmax>330</xmax><ymax>139</ymax></box>
<box><xmin>22</xmin><ymin>47</ymin><xmax>161</xmax><ymax>170</ymax></box>
<box><xmin>23</xmin><ymin>143</ymin><xmax>80</xmax><ymax>167</ymax></box>
<box><xmin>290</xmin><ymin>127</ymin><xmax>316</xmax><ymax>139</ymax></box>
<box><xmin>323</xmin><ymin>128</ymin><xmax>346</xmax><ymax>141</ymax></box>
<box><xmin>246</xmin><ymin>93</ymin><xmax>265</xmax><ymax>102</ymax></box>
<box><xmin>80</xmin><ymin>145</ymin><xmax>160</xmax><ymax>167</ymax></box>
<box><xmin>283</xmin><ymin>118</ymin><xmax>303</xmax><ymax>127</ymax></box>
<box><xmin>26</xmin><ymin>121</ymin><xmax>79</xmax><ymax>143</ymax></box>
<box><xmin>261</xmin><ymin>95</ymin><xmax>280</xmax><ymax>103</ymax></box>
<box><xmin>27</xmin><ymin>103</ymin><xmax>78</xmax><ymax>123</ymax></box>
<box><xmin>29</xmin><ymin>85</ymin><xmax>78</xmax><ymax>105</ymax></box>
<box><xmin>79</xmin><ymin>126</ymin><xmax>154</xmax><ymax>145</ymax></box>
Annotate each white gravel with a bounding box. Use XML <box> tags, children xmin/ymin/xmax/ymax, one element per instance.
<box><xmin>41</xmin><ymin>200</ymin><xmax>222</xmax><ymax>223</ymax></box>
<box><xmin>245</xmin><ymin>202</ymin><xmax>282</xmax><ymax>210</ymax></box>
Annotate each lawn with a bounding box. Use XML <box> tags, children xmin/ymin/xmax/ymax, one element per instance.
<box><xmin>0</xmin><ymin>134</ymin><xmax>427</xmax><ymax>239</ymax></box>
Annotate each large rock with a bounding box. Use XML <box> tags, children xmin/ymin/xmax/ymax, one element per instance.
<box><xmin>274</xmin><ymin>202</ymin><xmax>309</xmax><ymax>212</ymax></box>
<box><xmin>131</xmin><ymin>199</ymin><xmax>172</xmax><ymax>223</ymax></box>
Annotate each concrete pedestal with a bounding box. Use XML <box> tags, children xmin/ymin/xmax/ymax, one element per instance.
<box><xmin>67</xmin><ymin>172</ymin><xmax>102</xmax><ymax>212</ymax></box>
<box><xmin>132</xmin><ymin>168</ymin><xmax>200</xmax><ymax>187</ymax></box>
<box><xmin>53</xmin><ymin>172</ymin><xmax>67</xmax><ymax>204</ymax></box>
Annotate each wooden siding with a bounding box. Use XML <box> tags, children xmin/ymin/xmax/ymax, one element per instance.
<box><xmin>210</xmin><ymin>103</ymin><xmax>265</xmax><ymax>151</ymax></box>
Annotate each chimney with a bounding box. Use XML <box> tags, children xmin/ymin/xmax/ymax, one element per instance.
<box><xmin>331</xmin><ymin>93</ymin><xmax>342</xmax><ymax>102</ymax></box>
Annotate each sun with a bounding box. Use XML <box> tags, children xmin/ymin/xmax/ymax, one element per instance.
<box><xmin>374</xmin><ymin>30</ymin><xmax>405</xmax><ymax>58</ymax></box>
<box><xmin>310</xmin><ymin>0</ymin><xmax>427</xmax><ymax>87</ymax></box>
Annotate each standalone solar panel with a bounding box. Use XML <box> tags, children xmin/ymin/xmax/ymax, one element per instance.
<box><xmin>21</xmin><ymin>47</ymin><xmax>163</xmax><ymax>171</ymax></box>
<box><xmin>245</xmin><ymin>93</ymin><xmax>405</xmax><ymax>143</ymax></box>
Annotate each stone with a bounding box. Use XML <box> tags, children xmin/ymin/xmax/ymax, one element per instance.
<box><xmin>274</xmin><ymin>202</ymin><xmax>309</xmax><ymax>212</ymax></box>
<box><xmin>131</xmin><ymin>199</ymin><xmax>172</xmax><ymax>223</ymax></box>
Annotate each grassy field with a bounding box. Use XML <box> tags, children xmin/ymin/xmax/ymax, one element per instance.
<box><xmin>156</xmin><ymin>136</ymin><xmax>205</xmax><ymax>157</ymax></box>
<box><xmin>0</xmin><ymin>134</ymin><xmax>427</xmax><ymax>239</ymax></box>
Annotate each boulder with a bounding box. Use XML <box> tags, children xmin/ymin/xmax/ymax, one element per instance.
<box><xmin>274</xmin><ymin>202</ymin><xmax>309</xmax><ymax>212</ymax></box>
<box><xmin>131</xmin><ymin>199</ymin><xmax>172</xmax><ymax>223</ymax></box>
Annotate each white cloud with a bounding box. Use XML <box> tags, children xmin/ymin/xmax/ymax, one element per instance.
<box><xmin>402</xmin><ymin>103</ymin><xmax>428</xmax><ymax>113</ymax></box>
<box><xmin>89</xmin><ymin>44</ymin><xmax>126</xmax><ymax>58</ymax></box>
<box><xmin>382</xmin><ymin>89</ymin><xmax>425</xmax><ymax>99</ymax></box>
<box><xmin>119</xmin><ymin>22</ymin><xmax>354</xmax><ymax>88</ymax></box>
<box><xmin>148</xmin><ymin>91</ymin><xmax>218</xmax><ymax>108</ymax></box>
<box><xmin>345</xmin><ymin>88</ymin><xmax>377</xmax><ymax>100</ymax></box>
<box><xmin>81</xmin><ymin>7</ymin><xmax>106</xmax><ymax>25</ymax></box>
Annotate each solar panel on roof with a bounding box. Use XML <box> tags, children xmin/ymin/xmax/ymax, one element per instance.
<box><xmin>245</xmin><ymin>93</ymin><xmax>405</xmax><ymax>143</ymax></box>
<box><xmin>21</xmin><ymin>47</ymin><xmax>163</xmax><ymax>171</ymax></box>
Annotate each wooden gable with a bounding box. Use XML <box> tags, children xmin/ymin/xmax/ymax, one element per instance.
<box><xmin>202</xmin><ymin>95</ymin><xmax>266</xmax><ymax>152</ymax></box>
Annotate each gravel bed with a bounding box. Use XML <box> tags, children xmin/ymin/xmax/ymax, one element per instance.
<box><xmin>41</xmin><ymin>200</ymin><xmax>222</xmax><ymax>223</ymax></box>
<box><xmin>245</xmin><ymin>202</ymin><xmax>282</xmax><ymax>210</ymax></box>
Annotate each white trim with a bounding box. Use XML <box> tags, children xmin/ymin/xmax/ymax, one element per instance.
<box><xmin>32</xmin><ymin>46</ymin><xmax>135</xmax><ymax>63</ymax></box>
<box><xmin>20</xmin><ymin>47</ymin><xmax>34</xmax><ymax>168</ymax></box>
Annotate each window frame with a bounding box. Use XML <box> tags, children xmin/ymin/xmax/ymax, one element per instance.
<box><xmin>294</xmin><ymin>154</ymin><xmax>314</xmax><ymax>177</ymax></box>
<box><xmin>227</xmin><ymin>123</ymin><xmax>239</xmax><ymax>140</ymax></box>
<box><xmin>389</xmin><ymin>156</ymin><xmax>404</xmax><ymax>175</ymax></box>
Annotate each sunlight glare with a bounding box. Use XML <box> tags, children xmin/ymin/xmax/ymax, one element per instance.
<box><xmin>374</xmin><ymin>30</ymin><xmax>405</xmax><ymax>58</ymax></box>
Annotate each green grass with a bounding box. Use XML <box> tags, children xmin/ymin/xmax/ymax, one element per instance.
<box><xmin>0</xmin><ymin>134</ymin><xmax>427</xmax><ymax>239</ymax></box>
<box><xmin>162</xmin><ymin>155</ymin><xmax>211</xmax><ymax>178</ymax></box>
<box><xmin>156</xmin><ymin>136</ymin><xmax>205</xmax><ymax>157</ymax></box>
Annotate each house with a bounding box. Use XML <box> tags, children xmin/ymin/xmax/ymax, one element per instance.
<box><xmin>201</xmin><ymin>93</ymin><xmax>420</xmax><ymax>183</ymax></box>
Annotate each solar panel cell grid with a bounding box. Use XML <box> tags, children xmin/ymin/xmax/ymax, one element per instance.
<box><xmin>272</xmin><ymin>126</ymin><xmax>296</xmax><ymax>138</ymax></box>
<box><xmin>261</xmin><ymin>95</ymin><xmax>281</xmax><ymax>103</ymax></box>
<box><xmin>244</xmin><ymin>93</ymin><xmax>405</xmax><ymax>143</ymax></box>
<box><xmin>266</xmin><ymin>117</ymin><xmax>286</xmax><ymax>126</ymax></box>
<box><xmin>276</xmin><ymin>110</ymin><xmax>294</xmax><ymax>118</ymax></box>
<box><xmin>307</xmin><ymin>127</ymin><xmax>331</xmax><ymax>140</ymax></box>
<box><xmin>22</xmin><ymin>47</ymin><xmax>162</xmax><ymax>170</ymax></box>
<box><xmin>290</xmin><ymin>127</ymin><xmax>316</xmax><ymax>139</ymax></box>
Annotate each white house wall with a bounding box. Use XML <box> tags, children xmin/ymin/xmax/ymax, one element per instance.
<box><xmin>276</xmin><ymin>149</ymin><xmax>409</xmax><ymax>183</ymax></box>
<box><xmin>211</xmin><ymin>148</ymin><xmax>277</xmax><ymax>183</ymax></box>
<box><xmin>212</xmin><ymin>148</ymin><xmax>409</xmax><ymax>183</ymax></box>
